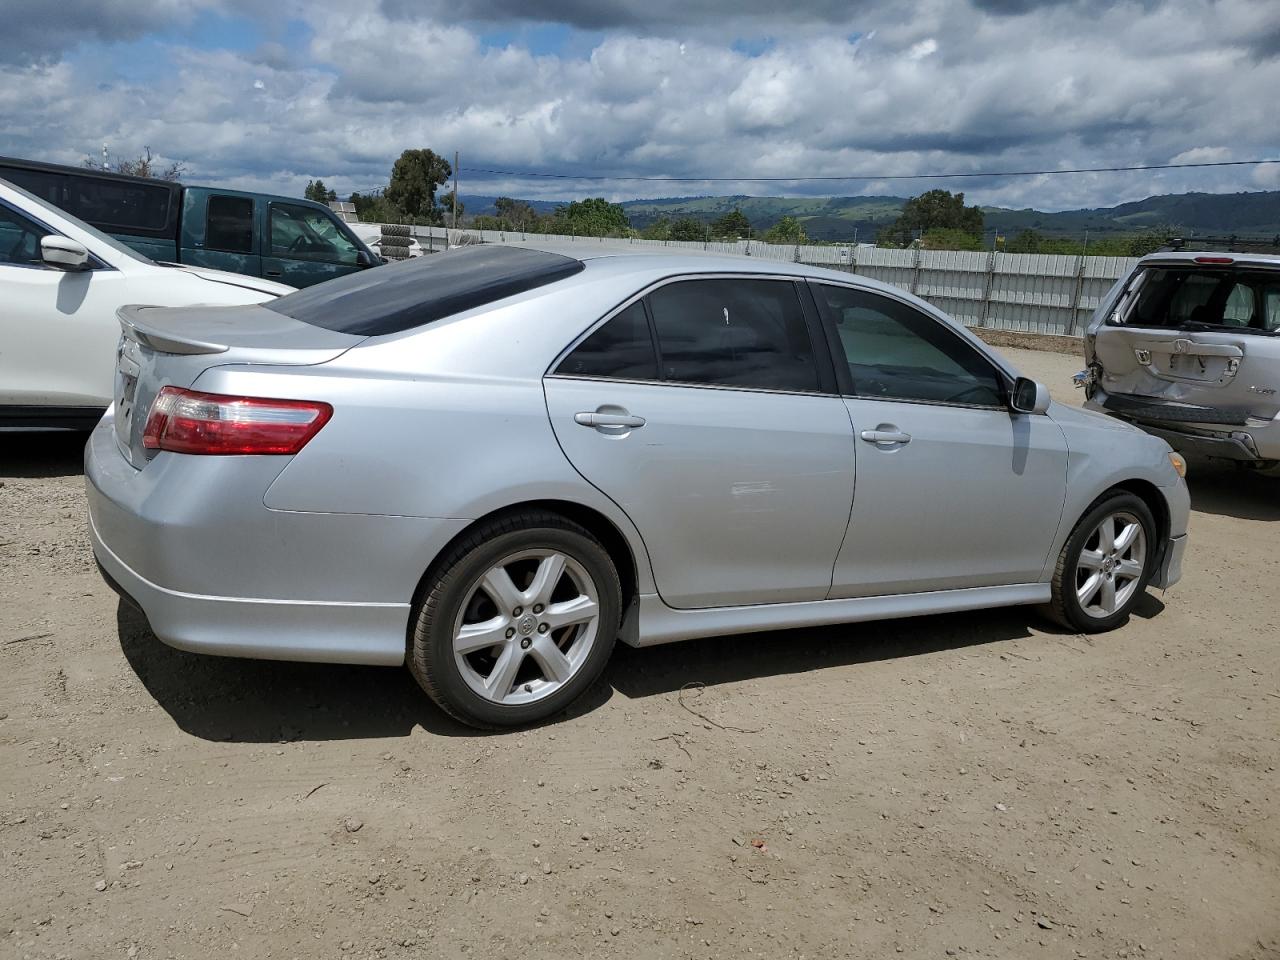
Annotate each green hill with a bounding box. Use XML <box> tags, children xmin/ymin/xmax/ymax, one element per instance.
<box><xmin>463</xmin><ymin>190</ymin><xmax>1280</xmax><ymax>243</ymax></box>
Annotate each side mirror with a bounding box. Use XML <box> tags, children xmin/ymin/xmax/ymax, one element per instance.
<box><xmin>40</xmin><ymin>235</ymin><xmax>91</xmax><ymax>271</ymax></box>
<box><xmin>1010</xmin><ymin>376</ymin><xmax>1051</xmax><ymax>415</ymax></box>
<box><xmin>355</xmin><ymin>250</ymin><xmax>381</xmax><ymax>268</ymax></box>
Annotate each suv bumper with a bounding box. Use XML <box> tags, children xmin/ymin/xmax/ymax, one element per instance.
<box><xmin>1085</xmin><ymin>388</ymin><xmax>1279</xmax><ymax>463</ymax></box>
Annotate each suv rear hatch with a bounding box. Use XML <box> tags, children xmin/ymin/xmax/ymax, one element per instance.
<box><xmin>1088</xmin><ymin>257</ymin><xmax>1280</xmax><ymax>428</ymax></box>
<box><xmin>113</xmin><ymin>303</ymin><xmax>362</xmax><ymax>467</ymax></box>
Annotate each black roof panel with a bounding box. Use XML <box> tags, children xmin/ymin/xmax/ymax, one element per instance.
<box><xmin>266</xmin><ymin>245</ymin><xmax>584</xmax><ymax>336</ymax></box>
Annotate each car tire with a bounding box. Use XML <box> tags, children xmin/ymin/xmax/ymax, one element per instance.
<box><xmin>1045</xmin><ymin>491</ymin><xmax>1157</xmax><ymax>633</ymax></box>
<box><xmin>407</xmin><ymin>511</ymin><xmax>622</xmax><ymax>729</ymax></box>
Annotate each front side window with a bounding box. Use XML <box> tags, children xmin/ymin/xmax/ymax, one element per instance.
<box><xmin>206</xmin><ymin>195</ymin><xmax>254</xmax><ymax>254</ymax></box>
<box><xmin>270</xmin><ymin>203</ymin><xmax>359</xmax><ymax>264</ymax></box>
<box><xmin>816</xmin><ymin>284</ymin><xmax>1004</xmax><ymax>406</ymax></box>
<box><xmin>646</xmin><ymin>278</ymin><xmax>819</xmax><ymax>392</ymax></box>
<box><xmin>556</xmin><ymin>301</ymin><xmax>659</xmax><ymax>380</ymax></box>
<box><xmin>0</xmin><ymin>202</ymin><xmax>50</xmax><ymax>266</ymax></box>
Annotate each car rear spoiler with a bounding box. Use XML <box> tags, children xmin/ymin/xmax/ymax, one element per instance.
<box><xmin>117</xmin><ymin>304</ymin><xmax>230</xmax><ymax>356</ymax></box>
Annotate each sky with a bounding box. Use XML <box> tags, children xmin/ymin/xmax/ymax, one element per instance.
<box><xmin>0</xmin><ymin>0</ymin><xmax>1277</xmax><ymax>211</ymax></box>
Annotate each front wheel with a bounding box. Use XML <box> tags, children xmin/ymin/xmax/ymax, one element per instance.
<box><xmin>408</xmin><ymin>511</ymin><xmax>621</xmax><ymax>728</ymax></box>
<box><xmin>1046</xmin><ymin>492</ymin><xmax>1157</xmax><ymax>633</ymax></box>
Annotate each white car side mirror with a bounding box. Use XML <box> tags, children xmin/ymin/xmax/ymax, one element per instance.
<box><xmin>40</xmin><ymin>235</ymin><xmax>91</xmax><ymax>271</ymax></box>
<box><xmin>1010</xmin><ymin>376</ymin><xmax>1051</xmax><ymax>415</ymax></box>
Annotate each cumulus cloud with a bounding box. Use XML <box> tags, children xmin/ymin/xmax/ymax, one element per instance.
<box><xmin>0</xmin><ymin>0</ymin><xmax>215</xmax><ymax>66</ymax></box>
<box><xmin>0</xmin><ymin>0</ymin><xmax>1276</xmax><ymax>210</ymax></box>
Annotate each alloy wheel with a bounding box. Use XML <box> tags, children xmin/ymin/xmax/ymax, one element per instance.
<box><xmin>1075</xmin><ymin>510</ymin><xmax>1147</xmax><ymax>619</ymax></box>
<box><xmin>452</xmin><ymin>549</ymin><xmax>601</xmax><ymax>705</ymax></box>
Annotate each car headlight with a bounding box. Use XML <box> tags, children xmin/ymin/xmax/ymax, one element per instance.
<box><xmin>1168</xmin><ymin>451</ymin><xmax>1188</xmax><ymax>478</ymax></box>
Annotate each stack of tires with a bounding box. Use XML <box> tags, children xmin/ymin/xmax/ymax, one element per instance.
<box><xmin>380</xmin><ymin>223</ymin><xmax>413</xmax><ymax>260</ymax></box>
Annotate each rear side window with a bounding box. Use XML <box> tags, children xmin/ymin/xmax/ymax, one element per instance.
<box><xmin>646</xmin><ymin>278</ymin><xmax>819</xmax><ymax>392</ymax></box>
<box><xmin>266</xmin><ymin>245</ymin><xmax>584</xmax><ymax>335</ymax></box>
<box><xmin>556</xmin><ymin>301</ymin><xmax>659</xmax><ymax>380</ymax></box>
<box><xmin>206</xmin><ymin>195</ymin><xmax>254</xmax><ymax>254</ymax></box>
<box><xmin>2</xmin><ymin>167</ymin><xmax>65</xmax><ymax>205</ymax></box>
<box><xmin>66</xmin><ymin>176</ymin><xmax>172</xmax><ymax>233</ymax></box>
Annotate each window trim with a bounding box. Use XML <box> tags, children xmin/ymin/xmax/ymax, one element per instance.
<box><xmin>0</xmin><ymin>197</ymin><xmax>111</xmax><ymax>272</ymax></box>
<box><xmin>546</xmin><ymin>272</ymin><xmax>840</xmax><ymax>398</ymax></box>
<box><xmin>808</xmin><ymin>279</ymin><xmax>1013</xmax><ymax>411</ymax></box>
<box><xmin>204</xmin><ymin>193</ymin><xmax>257</xmax><ymax>256</ymax></box>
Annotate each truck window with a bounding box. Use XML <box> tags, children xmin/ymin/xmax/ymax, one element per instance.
<box><xmin>206</xmin><ymin>195</ymin><xmax>255</xmax><ymax>254</ymax></box>
<box><xmin>1</xmin><ymin>167</ymin><xmax>65</xmax><ymax>206</ymax></box>
<box><xmin>269</xmin><ymin>202</ymin><xmax>360</xmax><ymax>264</ymax></box>
<box><xmin>66</xmin><ymin>176</ymin><xmax>171</xmax><ymax>232</ymax></box>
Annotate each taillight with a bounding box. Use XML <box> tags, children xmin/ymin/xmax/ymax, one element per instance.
<box><xmin>1194</xmin><ymin>256</ymin><xmax>1234</xmax><ymax>264</ymax></box>
<box><xmin>142</xmin><ymin>386</ymin><xmax>332</xmax><ymax>455</ymax></box>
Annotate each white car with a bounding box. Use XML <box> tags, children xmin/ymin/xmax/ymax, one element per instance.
<box><xmin>0</xmin><ymin>178</ymin><xmax>294</xmax><ymax>429</ymax></box>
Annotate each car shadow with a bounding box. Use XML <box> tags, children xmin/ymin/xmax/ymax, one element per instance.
<box><xmin>0</xmin><ymin>431</ymin><xmax>88</xmax><ymax>479</ymax></box>
<box><xmin>117</xmin><ymin>598</ymin><xmax>1124</xmax><ymax>742</ymax></box>
<box><xmin>606</xmin><ymin>605</ymin><xmax>1091</xmax><ymax>700</ymax></box>
<box><xmin>1184</xmin><ymin>456</ymin><xmax>1280</xmax><ymax>521</ymax></box>
<box><xmin>116</xmin><ymin>601</ymin><xmax>614</xmax><ymax>742</ymax></box>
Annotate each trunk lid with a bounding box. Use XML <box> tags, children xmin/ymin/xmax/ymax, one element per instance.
<box><xmin>1090</xmin><ymin>261</ymin><xmax>1280</xmax><ymax>424</ymax></box>
<box><xmin>113</xmin><ymin>303</ymin><xmax>362</xmax><ymax>467</ymax></box>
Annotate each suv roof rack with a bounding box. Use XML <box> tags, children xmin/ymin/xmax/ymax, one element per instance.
<box><xmin>1160</xmin><ymin>235</ymin><xmax>1280</xmax><ymax>254</ymax></box>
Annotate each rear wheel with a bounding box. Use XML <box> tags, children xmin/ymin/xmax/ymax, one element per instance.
<box><xmin>1046</xmin><ymin>492</ymin><xmax>1156</xmax><ymax>633</ymax></box>
<box><xmin>408</xmin><ymin>512</ymin><xmax>621</xmax><ymax>728</ymax></box>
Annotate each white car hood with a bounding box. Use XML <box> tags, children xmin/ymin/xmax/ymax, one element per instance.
<box><xmin>161</xmin><ymin>263</ymin><xmax>295</xmax><ymax>297</ymax></box>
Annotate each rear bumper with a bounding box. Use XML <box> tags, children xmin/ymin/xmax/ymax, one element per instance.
<box><xmin>1085</xmin><ymin>390</ymin><xmax>1279</xmax><ymax>462</ymax></box>
<box><xmin>84</xmin><ymin>415</ymin><xmax>468</xmax><ymax>666</ymax></box>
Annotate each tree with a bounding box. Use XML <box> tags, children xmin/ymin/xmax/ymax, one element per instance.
<box><xmin>640</xmin><ymin>217</ymin><xmax>673</xmax><ymax>241</ymax></box>
<box><xmin>546</xmin><ymin>197</ymin><xmax>631</xmax><ymax>237</ymax></box>
<box><xmin>880</xmin><ymin>189</ymin><xmax>983</xmax><ymax>247</ymax></box>
<box><xmin>711</xmin><ymin>208</ymin><xmax>751</xmax><ymax>239</ymax></box>
<box><xmin>348</xmin><ymin>189</ymin><xmax>399</xmax><ymax>223</ymax></box>
<box><xmin>763</xmin><ymin>215</ymin><xmax>807</xmax><ymax>244</ymax></box>
<box><xmin>304</xmin><ymin>179</ymin><xmax>337</xmax><ymax>203</ymax></box>
<box><xmin>921</xmin><ymin>227</ymin><xmax>984</xmax><ymax>251</ymax></box>
<box><xmin>493</xmin><ymin>197</ymin><xmax>539</xmax><ymax>231</ymax></box>
<box><xmin>668</xmin><ymin>217</ymin><xmax>707</xmax><ymax>241</ymax></box>
<box><xmin>441</xmin><ymin>188</ymin><xmax>464</xmax><ymax>226</ymax></box>
<box><xmin>385</xmin><ymin>148</ymin><xmax>452</xmax><ymax>223</ymax></box>
<box><xmin>85</xmin><ymin>146</ymin><xmax>185</xmax><ymax>182</ymax></box>
<box><xmin>1004</xmin><ymin>229</ymin><xmax>1047</xmax><ymax>253</ymax></box>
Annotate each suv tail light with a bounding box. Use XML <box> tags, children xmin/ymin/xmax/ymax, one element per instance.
<box><xmin>142</xmin><ymin>386</ymin><xmax>332</xmax><ymax>455</ymax></box>
<box><xmin>1194</xmin><ymin>256</ymin><xmax>1234</xmax><ymax>264</ymax></box>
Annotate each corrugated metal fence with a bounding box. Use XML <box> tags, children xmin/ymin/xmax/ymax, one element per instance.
<box><xmin>388</xmin><ymin>225</ymin><xmax>1136</xmax><ymax>337</ymax></box>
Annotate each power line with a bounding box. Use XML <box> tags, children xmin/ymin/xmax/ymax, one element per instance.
<box><xmin>464</xmin><ymin>157</ymin><xmax>1280</xmax><ymax>184</ymax></box>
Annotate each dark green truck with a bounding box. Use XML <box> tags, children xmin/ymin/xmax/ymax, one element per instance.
<box><xmin>0</xmin><ymin>156</ymin><xmax>381</xmax><ymax>287</ymax></box>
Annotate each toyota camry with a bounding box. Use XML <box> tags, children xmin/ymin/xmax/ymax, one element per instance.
<box><xmin>86</xmin><ymin>245</ymin><xmax>1190</xmax><ymax>728</ymax></box>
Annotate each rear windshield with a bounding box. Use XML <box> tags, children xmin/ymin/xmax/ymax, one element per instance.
<box><xmin>265</xmin><ymin>245</ymin><xmax>585</xmax><ymax>335</ymax></box>
<box><xmin>1124</xmin><ymin>267</ymin><xmax>1280</xmax><ymax>335</ymax></box>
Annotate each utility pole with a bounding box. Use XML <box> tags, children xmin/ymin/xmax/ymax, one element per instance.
<box><xmin>101</xmin><ymin>143</ymin><xmax>109</xmax><ymax>171</ymax></box>
<box><xmin>452</xmin><ymin>151</ymin><xmax>459</xmax><ymax>230</ymax></box>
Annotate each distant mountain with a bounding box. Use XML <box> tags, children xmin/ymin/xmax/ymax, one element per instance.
<box><xmin>460</xmin><ymin>190</ymin><xmax>1280</xmax><ymax>242</ymax></box>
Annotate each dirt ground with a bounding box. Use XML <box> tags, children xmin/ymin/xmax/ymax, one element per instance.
<box><xmin>2</xmin><ymin>346</ymin><xmax>1277</xmax><ymax>960</ymax></box>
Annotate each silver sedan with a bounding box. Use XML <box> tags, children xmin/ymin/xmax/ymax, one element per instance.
<box><xmin>86</xmin><ymin>245</ymin><xmax>1190</xmax><ymax>728</ymax></box>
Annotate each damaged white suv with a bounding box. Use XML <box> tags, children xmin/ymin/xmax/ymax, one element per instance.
<box><xmin>1078</xmin><ymin>252</ymin><xmax>1280</xmax><ymax>469</ymax></box>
